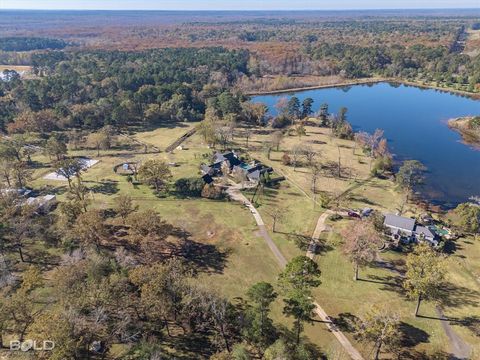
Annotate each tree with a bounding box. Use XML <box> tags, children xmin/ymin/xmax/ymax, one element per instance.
<box><xmin>54</xmin><ymin>158</ymin><xmax>84</xmax><ymax>189</ymax></box>
<box><xmin>449</xmin><ymin>202</ymin><xmax>480</xmax><ymax>236</ymax></box>
<box><xmin>268</xmin><ymin>208</ymin><xmax>285</xmax><ymax>233</ymax></box>
<box><xmin>242</xmin><ymin>102</ymin><xmax>267</xmax><ymax>126</ymax></box>
<box><xmin>262</xmin><ymin>140</ymin><xmax>273</xmax><ymax>160</ymax></box>
<box><xmin>291</xmin><ymin>144</ymin><xmax>306</xmax><ymax>171</ymax></box>
<box><xmin>144</xmin><ymin>103</ymin><xmax>163</xmax><ymax>124</ymax></box>
<box><xmin>174</xmin><ymin>177</ymin><xmax>205</xmax><ymax>197</ymax></box>
<box><xmin>199</xmin><ymin>107</ymin><xmax>221</xmax><ymax>147</ymax></box>
<box><xmin>243</xmin><ymin>282</ymin><xmax>278</xmax><ymax>350</ymax></box>
<box><xmin>310</xmin><ymin>162</ymin><xmax>322</xmax><ymax>199</ymax></box>
<box><xmin>87</xmin><ymin>127</ymin><xmax>113</xmax><ymax>156</ymax></box>
<box><xmin>244</xmin><ymin>129</ymin><xmax>252</xmax><ymax>149</ymax></box>
<box><xmin>287</xmin><ymin>97</ymin><xmax>301</xmax><ymax>122</ymax></box>
<box><xmin>301</xmin><ymin>98</ymin><xmax>314</xmax><ymax>119</ymax></box>
<box><xmin>404</xmin><ymin>243</ymin><xmax>446</xmax><ymax>316</ymax></box>
<box><xmin>129</xmin><ymin>259</ymin><xmax>189</xmax><ymax>336</ymax></box>
<box><xmin>127</xmin><ymin>210</ymin><xmax>173</xmax><ymax>261</ymax></box>
<box><xmin>277</xmin><ymin>256</ymin><xmax>320</xmax><ymax>343</ymax></box>
<box><xmin>281</xmin><ymin>152</ymin><xmax>291</xmax><ymax>166</ymax></box>
<box><xmin>71</xmin><ymin>210</ymin><xmax>108</xmax><ymax>250</ymax></box>
<box><xmin>114</xmin><ymin>194</ymin><xmax>138</xmax><ymax>224</ymax></box>
<box><xmin>354</xmin><ymin>305</ymin><xmax>401</xmax><ymax>360</ymax></box>
<box><xmin>270</xmin><ymin>130</ymin><xmax>284</xmax><ymax>151</ymax></box>
<box><xmin>278</xmin><ymin>255</ymin><xmax>321</xmax><ymax>293</ymax></box>
<box><xmin>12</xmin><ymin>161</ymin><xmax>32</xmax><ymax>188</ymax></box>
<box><xmin>216</xmin><ymin>91</ymin><xmax>241</xmax><ymax>117</ymax></box>
<box><xmin>0</xmin><ymin>158</ymin><xmax>14</xmax><ymax>187</ymax></box>
<box><xmin>295</xmin><ymin>124</ymin><xmax>306</xmax><ymax>138</ymax></box>
<box><xmin>303</xmin><ymin>145</ymin><xmax>317</xmax><ymax>168</ymax></box>
<box><xmin>342</xmin><ymin>220</ymin><xmax>382</xmax><ymax>281</ymax></box>
<box><xmin>396</xmin><ymin>160</ymin><xmax>427</xmax><ymax>206</ymax></box>
<box><xmin>319</xmin><ymin>103</ymin><xmax>329</xmax><ymax>124</ymax></box>
<box><xmin>338</xmin><ymin>107</ymin><xmax>348</xmax><ymax>122</ymax></box>
<box><xmin>231</xmin><ymin>344</ymin><xmax>252</xmax><ymax>360</ymax></box>
<box><xmin>274</xmin><ymin>97</ymin><xmax>289</xmax><ymax>116</ymax></box>
<box><xmin>283</xmin><ymin>289</ymin><xmax>317</xmax><ymax>345</ymax></box>
<box><xmin>138</xmin><ymin>159</ymin><xmax>172</xmax><ymax>193</ymax></box>
<box><xmin>0</xmin><ymin>135</ymin><xmax>26</xmax><ymax>162</ymax></box>
<box><xmin>44</xmin><ymin>134</ymin><xmax>67</xmax><ymax>161</ymax></box>
<box><xmin>3</xmin><ymin>266</ymin><xmax>44</xmax><ymax>342</ymax></box>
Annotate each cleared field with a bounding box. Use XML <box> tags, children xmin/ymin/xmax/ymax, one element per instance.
<box><xmin>464</xmin><ymin>29</ymin><xmax>480</xmax><ymax>57</ymax></box>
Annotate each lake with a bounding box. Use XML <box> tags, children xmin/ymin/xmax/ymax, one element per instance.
<box><xmin>252</xmin><ymin>82</ymin><xmax>480</xmax><ymax>208</ymax></box>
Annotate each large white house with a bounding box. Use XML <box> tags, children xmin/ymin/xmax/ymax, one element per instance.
<box><xmin>383</xmin><ymin>214</ymin><xmax>438</xmax><ymax>246</ymax></box>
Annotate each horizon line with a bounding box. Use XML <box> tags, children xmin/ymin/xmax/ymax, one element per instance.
<box><xmin>1</xmin><ymin>7</ymin><xmax>480</xmax><ymax>11</ymax></box>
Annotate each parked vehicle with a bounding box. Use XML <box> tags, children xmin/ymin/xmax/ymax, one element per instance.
<box><xmin>348</xmin><ymin>211</ymin><xmax>361</xmax><ymax>218</ymax></box>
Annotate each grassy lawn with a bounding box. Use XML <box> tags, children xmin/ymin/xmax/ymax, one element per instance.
<box><xmin>133</xmin><ymin>123</ymin><xmax>197</xmax><ymax>150</ymax></box>
<box><xmin>231</xmin><ymin>123</ymin><xmax>480</xmax><ymax>357</ymax></box>
<box><xmin>24</xmin><ymin>122</ymin><xmax>480</xmax><ymax>358</ymax></box>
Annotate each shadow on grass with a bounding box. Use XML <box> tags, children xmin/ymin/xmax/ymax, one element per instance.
<box><xmin>89</xmin><ymin>181</ymin><xmax>120</xmax><ymax>195</ymax></box>
<box><xmin>173</xmin><ymin>227</ymin><xmax>229</xmax><ymax>275</ymax></box>
<box><xmin>438</xmin><ymin>282</ymin><xmax>480</xmax><ymax>308</ymax></box>
<box><xmin>331</xmin><ymin>312</ymin><xmax>359</xmax><ymax>333</ymax></box>
<box><xmin>275</xmin><ymin>231</ymin><xmax>333</xmax><ymax>255</ymax></box>
<box><xmin>457</xmin><ymin>316</ymin><xmax>480</xmax><ymax>337</ymax></box>
<box><xmin>396</xmin><ymin>350</ymin><xmax>461</xmax><ymax>360</ymax></box>
<box><xmin>358</xmin><ymin>270</ymin><xmax>404</xmax><ymax>291</ymax></box>
<box><xmin>161</xmin><ymin>331</ymin><xmax>214</xmax><ymax>359</ymax></box>
<box><xmin>399</xmin><ymin>321</ymin><xmax>430</xmax><ymax>347</ymax></box>
<box><xmin>347</xmin><ymin>194</ymin><xmax>379</xmax><ymax>206</ymax></box>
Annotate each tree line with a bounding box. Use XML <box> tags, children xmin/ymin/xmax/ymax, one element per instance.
<box><xmin>0</xmin><ymin>37</ymin><xmax>68</xmax><ymax>52</ymax></box>
<box><xmin>0</xmin><ymin>47</ymin><xmax>249</xmax><ymax>132</ymax></box>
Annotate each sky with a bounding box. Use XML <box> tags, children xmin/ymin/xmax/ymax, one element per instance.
<box><xmin>1</xmin><ymin>0</ymin><xmax>479</xmax><ymax>10</ymax></box>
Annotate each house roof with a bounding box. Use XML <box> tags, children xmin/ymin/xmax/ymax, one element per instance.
<box><xmin>213</xmin><ymin>151</ymin><xmax>241</xmax><ymax>167</ymax></box>
<box><xmin>414</xmin><ymin>226</ymin><xmax>436</xmax><ymax>239</ymax></box>
<box><xmin>248</xmin><ymin>170</ymin><xmax>261</xmax><ymax>180</ymax></box>
<box><xmin>200</xmin><ymin>164</ymin><xmax>214</xmax><ymax>175</ymax></box>
<box><xmin>384</xmin><ymin>214</ymin><xmax>416</xmax><ymax>232</ymax></box>
<box><xmin>202</xmin><ymin>174</ymin><xmax>214</xmax><ymax>184</ymax></box>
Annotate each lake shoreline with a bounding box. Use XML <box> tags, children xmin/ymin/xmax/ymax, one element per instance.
<box><xmin>246</xmin><ymin>77</ymin><xmax>480</xmax><ymax>100</ymax></box>
<box><xmin>448</xmin><ymin>117</ymin><xmax>480</xmax><ymax>149</ymax></box>
<box><xmin>253</xmin><ymin>81</ymin><xmax>480</xmax><ymax>208</ymax></box>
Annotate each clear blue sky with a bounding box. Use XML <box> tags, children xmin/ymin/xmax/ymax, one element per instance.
<box><xmin>2</xmin><ymin>0</ymin><xmax>479</xmax><ymax>10</ymax></box>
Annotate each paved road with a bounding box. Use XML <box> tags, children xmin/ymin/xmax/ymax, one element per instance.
<box><xmin>226</xmin><ymin>186</ymin><xmax>364</xmax><ymax>360</ymax></box>
<box><xmin>307</xmin><ymin>209</ymin><xmax>335</xmax><ymax>259</ymax></box>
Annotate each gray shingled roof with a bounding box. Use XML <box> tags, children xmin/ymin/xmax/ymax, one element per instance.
<box><xmin>384</xmin><ymin>214</ymin><xmax>416</xmax><ymax>232</ymax></box>
<box><xmin>414</xmin><ymin>226</ymin><xmax>435</xmax><ymax>239</ymax></box>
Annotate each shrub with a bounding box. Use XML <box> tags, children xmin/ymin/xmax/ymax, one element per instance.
<box><xmin>201</xmin><ymin>184</ymin><xmax>225</xmax><ymax>199</ymax></box>
<box><xmin>281</xmin><ymin>152</ymin><xmax>291</xmax><ymax>165</ymax></box>
<box><xmin>271</xmin><ymin>114</ymin><xmax>291</xmax><ymax>129</ymax></box>
<box><xmin>371</xmin><ymin>156</ymin><xmax>393</xmax><ymax>176</ymax></box>
<box><xmin>328</xmin><ymin>213</ymin><xmax>343</xmax><ymax>221</ymax></box>
<box><xmin>174</xmin><ymin>177</ymin><xmax>205</xmax><ymax>197</ymax></box>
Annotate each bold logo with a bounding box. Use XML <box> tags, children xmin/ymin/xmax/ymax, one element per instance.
<box><xmin>10</xmin><ymin>340</ymin><xmax>55</xmax><ymax>351</ymax></box>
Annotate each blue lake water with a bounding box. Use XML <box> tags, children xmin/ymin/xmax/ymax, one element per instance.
<box><xmin>252</xmin><ymin>82</ymin><xmax>480</xmax><ymax>208</ymax></box>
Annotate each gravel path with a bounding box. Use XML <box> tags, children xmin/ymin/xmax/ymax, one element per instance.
<box><xmin>226</xmin><ymin>186</ymin><xmax>364</xmax><ymax>360</ymax></box>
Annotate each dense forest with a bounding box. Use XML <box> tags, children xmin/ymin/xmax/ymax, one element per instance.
<box><xmin>303</xmin><ymin>43</ymin><xmax>480</xmax><ymax>89</ymax></box>
<box><xmin>2</xmin><ymin>13</ymin><xmax>480</xmax><ymax>94</ymax></box>
<box><xmin>0</xmin><ymin>37</ymin><xmax>67</xmax><ymax>51</ymax></box>
<box><xmin>0</xmin><ymin>48</ymin><xmax>249</xmax><ymax>131</ymax></box>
